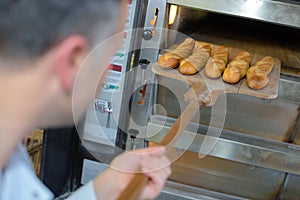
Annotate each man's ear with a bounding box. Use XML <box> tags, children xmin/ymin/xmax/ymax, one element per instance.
<box><xmin>53</xmin><ymin>35</ymin><xmax>89</xmax><ymax>92</ymax></box>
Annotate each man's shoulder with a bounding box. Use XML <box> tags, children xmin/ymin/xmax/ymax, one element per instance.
<box><xmin>0</xmin><ymin>144</ymin><xmax>53</xmax><ymax>200</ymax></box>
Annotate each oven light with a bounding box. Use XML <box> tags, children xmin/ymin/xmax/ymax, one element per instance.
<box><xmin>169</xmin><ymin>5</ymin><xmax>178</xmax><ymax>25</ymax></box>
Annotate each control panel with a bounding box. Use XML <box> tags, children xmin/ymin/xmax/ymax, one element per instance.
<box><xmin>82</xmin><ymin>0</ymin><xmax>137</xmax><ymax>148</ymax></box>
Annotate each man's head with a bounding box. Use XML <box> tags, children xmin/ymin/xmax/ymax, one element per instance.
<box><xmin>0</xmin><ymin>0</ymin><xmax>122</xmax><ymax>58</ymax></box>
<box><xmin>0</xmin><ymin>0</ymin><xmax>127</xmax><ymax>130</ymax></box>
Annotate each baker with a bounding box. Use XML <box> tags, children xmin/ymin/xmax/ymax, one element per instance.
<box><xmin>0</xmin><ymin>0</ymin><xmax>171</xmax><ymax>199</ymax></box>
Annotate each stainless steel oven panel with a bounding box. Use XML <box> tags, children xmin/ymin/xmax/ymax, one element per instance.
<box><xmin>158</xmin><ymin>181</ymin><xmax>248</xmax><ymax>200</ymax></box>
<box><xmin>279</xmin><ymin>75</ymin><xmax>300</xmax><ymax>104</ymax></box>
<box><xmin>146</xmin><ymin>117</ymin><xmax>300</xmax><ymax>176</ymax></box>
<box><xmin>126</xmin><ymin>0</ymin><xmax>168</xmax><ymax>149</ymax></box>
<box><xmin>169</xmin><ymin>151</ymin><xmax>285</xmax><ymax>200</ymax></box>
<box><xmin>278</xmin><ymin>173</ymin><xmax>300</xmax><ymax>199</ymax></box>
<box><xmin>167</xmin><ymin>0</ymin><xmax>300</xmax><ymax>28</ymax></box>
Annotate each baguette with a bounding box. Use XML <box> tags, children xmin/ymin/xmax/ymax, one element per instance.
<box><xmin>158</xmin><ymin>38</ymin><xmax>195</xmax><ymax>69</ymax></box>
<box><xmin>179</xmin><ymin>42</ymin><xmax>211</xmax><ymax>75</ymax></box>
<box><xmin>247</xmin><ymin>56</ymin><xmax>275</xmax><ymax>90</ymax></box>
<box><xmin>205</xmin><ymin>46</ymin><xmax>229</xmax><ymax>78</ymax></box>
<box><xmin>223</xmin><ymin>51</ymin><xmax>252</xmax><ymax>84</ymax></box>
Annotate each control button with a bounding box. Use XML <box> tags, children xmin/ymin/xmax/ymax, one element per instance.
<box><xmin>103</xmin><ymin>83</ymin><xmax>109</xmax><ymax>89</ymax></box>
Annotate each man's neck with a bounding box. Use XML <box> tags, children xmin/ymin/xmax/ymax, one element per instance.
<box><xmin>0</xmin><ymin>64</ymin><xmax>42</xmax><ymax>168</ymax></box>
<box><xmin>0</xmin><ymin>126</ymin><xmax>32</xmax><ymax>169</ymax></box>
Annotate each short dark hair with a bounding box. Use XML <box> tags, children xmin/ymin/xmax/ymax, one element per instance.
<box><xmin>0</xmin><ymin>0</ymin><xmax>120</xmax><ymax>58</ymax></box>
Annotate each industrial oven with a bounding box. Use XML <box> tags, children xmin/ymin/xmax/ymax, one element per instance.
<box><xmin>41</xmin><ymin>0</ymin><xmax>300</xmax><ymax>199</ymax></box>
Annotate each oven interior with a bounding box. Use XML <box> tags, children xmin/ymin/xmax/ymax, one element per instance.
<box><xmin>141</xmin><ymin>3</ymin><xmax>300</xmax><ymax>200</ymax></box>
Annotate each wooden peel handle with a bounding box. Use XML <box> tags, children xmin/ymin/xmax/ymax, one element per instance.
<box><xmin>117</xmin><ymin>173</ymin><xmax>148</xmax><ymax>200</ymax></box>
<box><xmin>117</xmin><ymin>101</ymin><xmax>200</xmax><ymax>200</ymax></box>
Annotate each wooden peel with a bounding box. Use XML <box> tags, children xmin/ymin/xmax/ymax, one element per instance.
<box><xmin>118</xmin><ymin>45</ymin><xmax>281</xmax><ymax>199</ymax></box>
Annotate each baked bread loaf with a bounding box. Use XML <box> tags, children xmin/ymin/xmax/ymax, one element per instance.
<box><xmin>222</xmin><ymin>51</ymin><xmax>252</xmax><ymax>84</ymax></box>
<box><xmin>179</xmin><ymin>42</ymin><xmax>211</xmax><ymax>75</ymax></box>
<box><xmin>247</xmin><ymin>56</ymin><xmax>275</xmax><ymax>90</ymax></box>
<box><xmin>205</xmin><ymin>46</ymin><xmax>229</xmax><ymax>78</ymax></box>
<box><xmin>158</xmin><ymin>38</ymin><xmax>195</xmax><ymax>69</ymax></box>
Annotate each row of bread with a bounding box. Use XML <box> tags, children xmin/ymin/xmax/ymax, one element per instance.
<box><xmin>157</xmin><ymin>38</ymin><xmax>275</xmax><ymax>90</ymax></box>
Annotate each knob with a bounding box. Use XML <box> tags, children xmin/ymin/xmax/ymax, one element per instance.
<box><xmin>138</xmin><ymin>59</ymin><xmax>150</xmax><ymax>70</ymax></box>
<box><xmin>142</xmin><ymin>29</ymin><xmax>153</xmax><ymax>40</ymax></box>
<box><xmin>128</xmin><ymin>129</ymin><xmax>139</xmax><ymax>139</ymax></box>
<box><xmin>128</xmin><ymin>129</ymin><xmax>139</xmax><ymax>150</ymax></box>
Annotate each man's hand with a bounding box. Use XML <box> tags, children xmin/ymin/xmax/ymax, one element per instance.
<box><xmin>94</xmin><ymin>146</ymin><xmax>171</xmax><ymax>200</ymax></box>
